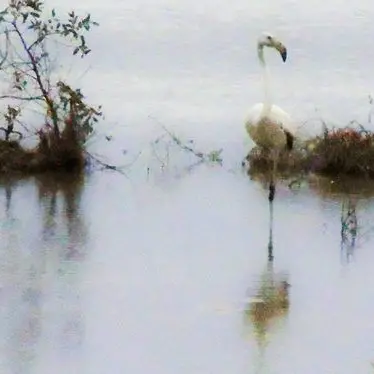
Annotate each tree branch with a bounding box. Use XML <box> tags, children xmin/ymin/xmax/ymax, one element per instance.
<box><xmin>27</xmin><ymin>31</ymin><xmax>60</xmax><ymax>52</ymax></box>
<box><xmin>11</xmin><ymin>21</ymin><xmax>59</xmax><ymax>136</ymax></box>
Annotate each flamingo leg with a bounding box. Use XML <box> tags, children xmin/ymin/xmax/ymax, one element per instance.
<box><xmin>269</xmin><ymin>149</ymin><xmax>278</xmax><ymax>202</ymax></box>
<box><xmin>268</xmin><ymin>192</ymin><xmax>274</xmax><ymax>261</ymax></box>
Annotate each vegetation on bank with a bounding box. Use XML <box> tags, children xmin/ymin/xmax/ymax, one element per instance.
<box><xmin>246</xmin><ymin>120</ymin><xmax>374</xmax><ymax>180</ymax></box>
<box><xmin>0</xmin><ymin>0</ymin><xmax>102</xmax><ymax>174</ymax></box>
<box><xmin>305</xmin><ymin>123</ymin><xmax>374</xmax><ymax>177</ymax></box>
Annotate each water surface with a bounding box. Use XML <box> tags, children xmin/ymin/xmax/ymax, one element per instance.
<box><xmin>1</xmin><ymin>0</ymin><xmax>374</xmax><ymax>373</ymax></box>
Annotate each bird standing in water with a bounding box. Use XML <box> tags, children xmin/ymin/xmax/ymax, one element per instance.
<box><xmin>245</xmin><ymin>33</ymin><xmax>296</xmax><ymax>201</ymax></box>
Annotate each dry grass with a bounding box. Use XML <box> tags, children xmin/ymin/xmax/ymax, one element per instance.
<box><xmin>246</xmin><ymin>123</ymin><xmax>374</xmax><ymax>179</ymax></box>
<box><xmin>306</xmin><ymin>125</ymin><xmax>374</xmax><ymax>177</ymax></box>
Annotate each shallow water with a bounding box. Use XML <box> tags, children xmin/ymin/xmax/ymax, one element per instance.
<box><xmin>2</xmin><ymin>0</ymin><xmax>374</xmax><ymax>373</ymax></box>
<box><xmin>1</xmin><ymin>170</ymin><xmax>374</xmax><ymax>374</ymax></box>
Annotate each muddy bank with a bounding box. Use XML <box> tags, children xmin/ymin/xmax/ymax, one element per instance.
<box><xmin>0</xmin><ymin>123</ymin><xmax>85</xmax><ymax>175</ymax></box>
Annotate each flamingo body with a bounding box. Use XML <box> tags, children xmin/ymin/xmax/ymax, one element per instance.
<box><xmin>245</xmin><ymin>102</ymin><xmax>294</xmax><ymax>151</ymax></box>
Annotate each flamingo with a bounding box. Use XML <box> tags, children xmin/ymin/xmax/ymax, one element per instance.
<box><xmin>245</xmin><ymin>32</ymin><xmax>296</xmax><ymax>201</ymax></box>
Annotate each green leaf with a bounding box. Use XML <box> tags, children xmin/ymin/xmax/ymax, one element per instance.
<box><xmin>52</xmin><ymin>8</ymin><xmax>55</xmax><ymax>17</ymax></box>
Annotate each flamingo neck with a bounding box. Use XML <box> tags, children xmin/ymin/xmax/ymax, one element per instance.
<box><xmin>257</xmin><ymin>45</ymin><xmax>272</xmax><ymax>116</ymax></box>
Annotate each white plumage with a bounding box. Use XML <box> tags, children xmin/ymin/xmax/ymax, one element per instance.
<box><xmin>246</xmin><ymin>103</ymin><xmax>293</xmax><ymax>151</ymax></box>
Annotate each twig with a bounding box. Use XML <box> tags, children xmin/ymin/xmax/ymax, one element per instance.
<box><xmin>0</xmin><ymin>29</ymin><xmax>10</xmax><ymax>69</ymax></box>
<box><xmin>160</xmin><ymin>124</ymin><xmax>205</xmax><ymax>159</ymax></box>
<box><xmin>84</xmin><ymin>150</ymin><xmax>135</xmax><ymax>177</ymax></box>
<box><xmin>11</xmin><ymin>21</ymin><xmax>59</xmax><ymax>136</ymax></box>
<box><xmin>150</xmin><ymin>140</ymin><xmax>169</xmax><ymax>166</ymax></box>
<box><xmin>85</xmin><ymin>151</ymin><xmax>125</xmax><ymax>173</ymax></box>
<box><xmin>0</xmin><ymin>94</ymin><xmax>43</xmax><ymax>101</ymax></box>
<box><xmin>148</xmin><ymin>115</ymin><xmax>223</xmax><ymax>164</ymax></box>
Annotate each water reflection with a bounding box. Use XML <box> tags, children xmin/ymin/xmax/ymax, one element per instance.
<box><xmin>308</xmin><ymin>174</ymin><xmax>374</xmax><ymax>199</ymax></box>
<box><xmin>250</xmin><ymin>171</ymin><xmax>373</xmax><ymax>269</ymax></box>
<box><xmin>307</xmin><ymin>175</ymin><xmax>374</xmax><ymax>266</ymax></box>
<box><xmin>0</xmin><ymin>173</ymin><xmax>88</xmax><ymax>374</ymax></box>
<box><xmin>35</xmin><ymin>172</ymin><xmax>87</xmax><ymax>261</ymax></box>
<box><xmin>340</xmin><ymin>197</ymin><xmax>358</xmax><ymax>264</ymax></box>
<box><xmin>4</xmin><ymin>180</ymin><xmax>12</xmax><ymax>214</ymax></box>
<box><xmin>243</xmin><ymin>198</ymin><xmax>291</xmax><ymax>373</ymax></box>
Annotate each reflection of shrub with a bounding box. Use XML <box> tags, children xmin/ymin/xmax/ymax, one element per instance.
<box><xmin>246</xmin><ymin>123</ymin><xmax>374</xmax><ymax>179</ymax></box>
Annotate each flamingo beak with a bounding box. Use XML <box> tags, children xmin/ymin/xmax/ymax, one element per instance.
<box><xmin>276</xmin><ymin>43</ymin><xmax>287</xmax><ymax>62</ymax></box>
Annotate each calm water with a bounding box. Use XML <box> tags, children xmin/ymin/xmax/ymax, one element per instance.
<box><xmin>2</xmin><ymin>0</ymin><xmax>374</xmax><ymax>373</ymax></box>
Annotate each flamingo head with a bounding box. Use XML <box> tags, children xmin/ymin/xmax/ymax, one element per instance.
<box><xmin>258</xmin><ymin>32</ymin><xmax>287</xmax><ymax>62</ymax></box>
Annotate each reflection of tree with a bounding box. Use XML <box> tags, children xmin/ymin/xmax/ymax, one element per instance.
<box><xmin>243</xmin><ymin>198</ymin><xmax>291</xmax><ymax>373</ymax></box>
<box><xmin>0</xmin><ymin>172</ymin><xmax>88</xmax><ymax>372</ymax></box>
<box><xmin>0</xmin><ymin>180</ymin><xmax>44</xmax><ymax>374</ymax></box>
<box><xmin>35</xmin><ymin>172</ymin><xmax>87</xmax><ymax>352</ymax></box>
<box><xmin>35</xmin><ymin>172</ymin><xmax>87</xmax><ymax>261</ymax></box>
<box><xmin>0</xmin><ymin>175</ymin><xmax>20</xmax><ymax>216</ymax></box>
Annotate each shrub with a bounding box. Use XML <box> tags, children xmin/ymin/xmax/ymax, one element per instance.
<box><xmin>0</xmin><ymin>0</ymin><xmax>102</xmax><ymax>173</ymax></box>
